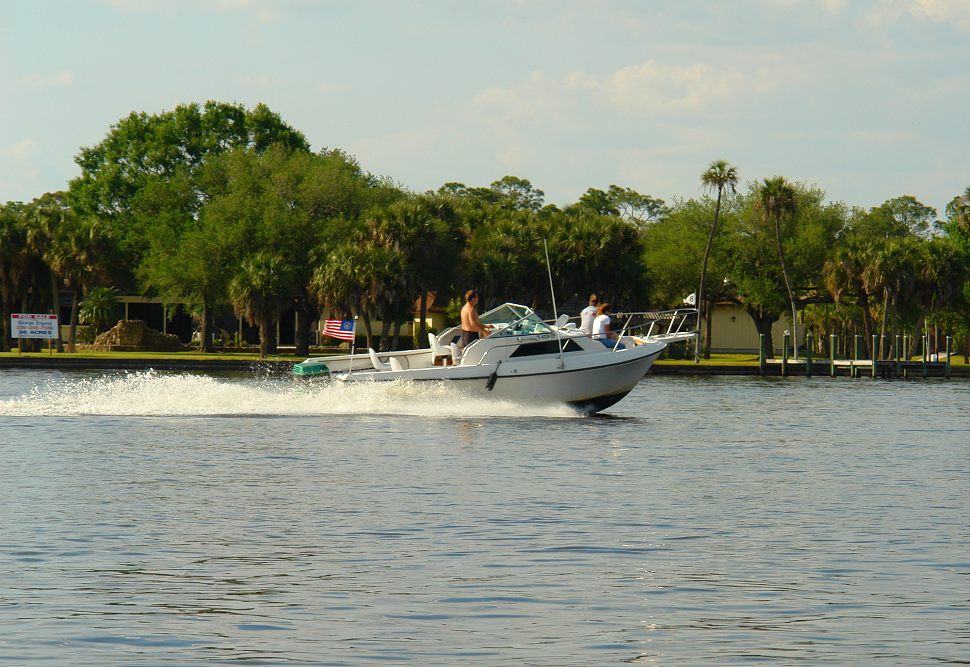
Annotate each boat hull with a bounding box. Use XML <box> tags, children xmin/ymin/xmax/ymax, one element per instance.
<box><xmin>334</xmin><ymin>344</ymin><xmax>664</xmax><ymax>412</ymax></box>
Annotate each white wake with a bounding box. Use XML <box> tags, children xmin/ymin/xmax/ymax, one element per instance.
<box><xmin>0</xmin><ymin>370</ymin><xmax>581</xmax><ymax>418</ymax></box>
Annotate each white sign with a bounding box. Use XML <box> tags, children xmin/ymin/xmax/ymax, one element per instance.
<box><xmin>11</xmin><ymin>314</ymin><xmax>59</xmax><ymax>339</ymax></box>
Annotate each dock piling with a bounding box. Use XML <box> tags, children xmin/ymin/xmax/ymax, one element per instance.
<box><xmin>782</xmin><ymin>331</ymin><xmax>789</xmax><ymax>377</ymax></box>
<box><xmin>805</xmin><ymin>333</ymin><xmax>813</xmax><ymax>377</ymax></box>
<box><xmin>829</xmin><ymin>334</ymin><xmax>836</xmax><ymax>377</ymax></box>
<box><xmin>759</xmin><ymin>334</ymin><xmax>766</xmax><ymax>375</ymax></box>
<box><xmin>923</xmin><ymin>334</ymin><xmax>928</xmax><ymax>379</ymax></box>
<box><xmin>903</xmin><ymin>334</ymin><xmax>910</xmax><ymax>378</ymax></box>
<box><xmin>895</xmin><ymin>334</ymin><xmax>901</xmax><ymax>378</ymax></box>
<box><xmin>853</xmin><ymin>334</ymin><xmax>861</xmax><ymax>377</ymax></box>
<box><xmin>871</xmin><ymin>334</ymin><xmax>878</xmax><ymax>379</ymax></box>
<box><xmin>946</xmin><ymin>336</ymin><xmax>952</xmax><ymax>379</ymax></box>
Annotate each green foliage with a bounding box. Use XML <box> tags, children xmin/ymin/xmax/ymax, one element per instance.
<box><xmin>229</xmin><ymin>252</ymin><xmax>292</xmax><ymax>357</ymax></box>
<box><xmin>79</xmin><ymin>286</ymin><xmax>121</xmax><ymax>331</ymax></box>
<box><xmin>489</xmin><ymin>176</ymin><xmax>545</xmax><ymax>211</ymax></box>
<box><xmin>5</xmin><ymin>100</ymin><xmax>970</xmax><ymax>360</ymax></box>
<box><xmin>68</xmin><ymin>100</ymin><xmax>309</xmax><ymax>286</ymax></box>
<box><xmin>945</xmin><ymin>187</ymin><xmax>970</xmax><ymax>235</ymax></box>
<box><xmin>870</xmin><ymin>195</ymin><xmax>939</xmax><ymax>239</ymax></box>
<box><xmin>0</xmin><ymin>202</ymin><xmax>28</xmax><ymax>351</ymax></box>
<box><xmin>73</xmin><ymin>325</ymin><xmax>96</xmax><ymax>345</ymax></box>
<box><xmin>575</xmin><ymin>185</ymin><xmax>669</xmax><ymax>226</ymax></box>
<box><xmin>444</xmin><ymin>297</ymin><xmax>463</xmax><ymax>326</ymax></box>
<box><xmin>643</xmin><ymin>198</ymin><xmax>713</xmax><ymax>306</ymax></box>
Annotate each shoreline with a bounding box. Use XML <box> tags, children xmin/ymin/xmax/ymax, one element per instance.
<box><xmin>1</xmin><ymin>356</ymin><xmax>965</xmax><ymax>378</ymax></box>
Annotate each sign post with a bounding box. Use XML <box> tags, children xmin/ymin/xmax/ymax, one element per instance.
<box><xmin>10</xmin><ymin>314</ymin><xmax>60</xmax><ymax>355</ymax></box>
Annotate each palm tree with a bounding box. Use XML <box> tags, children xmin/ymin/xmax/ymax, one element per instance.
<box><xmin>46</xmin><ymin>214</ymin><xmax>110</xmax><ymax>351</ymax></box>
<box><xmin>909</xmin><ymin>236</ymin><xmax>967</xmax><ymax>358</ymax></box>
<box><xmin>864</xmin><ymin>237</ymin><xmax>922</xmax><ymax>356</ymax></box>
<box><xmin>24</xmin><ymin>193</ymin><xmax>72</xmax><ymax>352</ymax></box>
<box><xmin>822</xmin><ymin>242</ymin><xmax>876</xmax><ymax>356</ymax></box>
<box><xmin>229</xmin><ymin>253</ymin><xmax>293</xmax><ymax>357</ymax></box>
<box><xmin>79</xmin><ymin>286</ymin><xmax>121</xmax><ymax>333</ymax></box>
<box><xmin>408</xmin><ymin>195</ymin><xmax>462</xmax><ymax>345</ymax></box>
<box><xmin>0</xmin><ymin>203</ymin><xmax>29</xmax><ymax>352</ymax></box>
<box><xmin>696</xmin><ymin>160</ymin><xmax>738</xmax><ymax>361</ymax></box>
<box><xmin>919</xmin><ymin>236</ymin><xmax>966</xmax><ymax>314</ymax></box>
<box><xmin>758</xmin><ymin>177</ymin><xmax>799</xmax><ymax>358</ymax></box>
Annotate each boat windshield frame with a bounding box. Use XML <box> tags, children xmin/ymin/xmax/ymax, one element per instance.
<box><xmin>479</xmin><ymin>303</ymin><xmax>553</xmax><ymax>338</ymax></box>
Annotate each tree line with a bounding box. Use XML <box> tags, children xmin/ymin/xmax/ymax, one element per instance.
<box><xmin>2</xmin><ymin>100</ymin><xmax>969</xmax><ymax>358</ymax></box>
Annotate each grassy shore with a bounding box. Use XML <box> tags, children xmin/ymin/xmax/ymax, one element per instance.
<box><xmin>0</xmin><ymin>348</ymin><xmax>307</xmax><ymax>362</ymax></box>
<box><xmin>656</xmin><ymin>353</ymin><xmax>761</xmax><ymax>366</ymax></box>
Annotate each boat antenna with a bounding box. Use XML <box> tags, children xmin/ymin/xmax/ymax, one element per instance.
<box><xmin>543</xmin><ymin>239</ymin><xmax>565</xmax><ymax>369</ymax></box>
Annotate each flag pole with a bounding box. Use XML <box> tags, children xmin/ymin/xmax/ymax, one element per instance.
<box><xmin>348</xmin><ymin>316</ymin><xmax>358</xmax><ymax>376</ymax></box>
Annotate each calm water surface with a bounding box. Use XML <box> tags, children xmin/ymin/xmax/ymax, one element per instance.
<box><xmin>1</xmin><ymin>370</ymin><xmax>968</xmax><ymax>665</ymax></box>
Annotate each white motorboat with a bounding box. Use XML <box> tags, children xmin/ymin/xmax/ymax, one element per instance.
<box><xmin>293</xmin><ymin>303</ymin><xmax>696</xmax><ymax>413</ymax></box>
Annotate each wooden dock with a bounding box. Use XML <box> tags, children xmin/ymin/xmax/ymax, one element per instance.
<box><xmin>752</xmin><ymin>332</ymin><xmax>962</xmax><ymax>379</ymax></box>
<box><xmin>764</xmin><ymin>358</ymin><xmax>955</xmax><ymax>378</ymax></box>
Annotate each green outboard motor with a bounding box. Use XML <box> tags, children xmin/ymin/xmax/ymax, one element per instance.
<box><xmin>292</xmin><ymin>359</ymin><xmax>331</xmax><ymax>380</ymax></box>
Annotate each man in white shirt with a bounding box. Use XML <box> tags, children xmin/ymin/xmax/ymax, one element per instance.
<box><xmin>579</xmin><ymin>294</ymin><xmax>598</xmax><ymax>335</ymax></box>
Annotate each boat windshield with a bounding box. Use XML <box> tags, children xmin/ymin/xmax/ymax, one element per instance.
<box><xmin>480</xmin><ymin>304</ymin><xmax>553</xmax><ymax>337</ymax></box>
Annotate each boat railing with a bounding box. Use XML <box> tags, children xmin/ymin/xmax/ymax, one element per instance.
<box><xmin>546</xmin><ymin>308</ymin><xmax>698</xmax><ymax>339</ymax></box>
<box><xmin>612</xmin><ymin>308</ymin><xmax>698</xmax><ymax>339</ymax></box>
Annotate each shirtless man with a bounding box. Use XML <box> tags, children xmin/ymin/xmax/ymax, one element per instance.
<box><xmin>460</xmin><ymin>289</ymin><xmax>490</xmax><ymax>348</ymax></box>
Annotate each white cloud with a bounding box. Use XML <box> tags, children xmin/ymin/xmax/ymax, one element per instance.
<box><xmin>907</xmin><ymin>0</ymin><xmax>970</xmax><ymax>28</ymax></box>
<box><xmin>317</xmin><ymin>82</ymin><xmax>351</xmax><ymax>95</ymax></box>
<box><xmin>17</xmin><ymin>69</ymin><xmax>74</xmax><ymax>88</ymax></box>
<box><xmin>466</xmin><ymin>60</ymin><xmax>756</xmax><ymax>187</ymax></box>
<box><xmin>821</xmin><ymin>0</ymin><xmax>850</xmax><ymax>12</ymax></box>
<box><xmin>208</xmin><ymin>0</ymin><xmax>278</xmax><ymax>23</ymax></box>
<box><xmin>755</xmin><ymin>0</ymin><xmax>848</xmax><ymax>11</ymax></box>
<box><xmin>100</xmin><ymin>0</ymin><xmax>167</xmax><ymax>11</ymax></box>
<box><xmin>756</xmin><ymin>0</ymin><xmax>970</xmax><ymax>28</ymax></box>
<box><xmin>352</xmin><ymin>127</ymin><xmax>455</xmax><ymax>172</ymax></box>
<box><xmin>473</xmin><ymin>60</ymin><xmax>748</xmax><ymax>124</ymax></box>
<box><xmin>239</xmin><ymin>73</ymin><xmax>272</xmax><ymax>87</ymax></box>
<box><xmin>5</xmin><ymin>139</ymin><xmax>37</xmax><ymax>161</ymax></box>
<box><xmin>864</xmin><ymin>0</ymin><xmax>970</xmax><ymax>31</ymax></box>
<box><xmin>604</xmin><ymin>61</ymin><xmax>746</xmax><ymax>113</ymax></box>
<box><xmin>101</xmin><ymin>0</ymin><xmax>279</xmax><ymax>22</ymax></box>
<box><xmin>494</xmin><ymin>143</ymin><xmax>535</xmax><ymax>172</ymax></box>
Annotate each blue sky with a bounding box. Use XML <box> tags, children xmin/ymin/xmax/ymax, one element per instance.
<box><xmin>2</xmin><ymin>0</ymin><xmax>968</xmax><ymax>215</ymax></box>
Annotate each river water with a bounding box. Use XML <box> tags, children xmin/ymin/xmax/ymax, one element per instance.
<box><xmin>1</xmin><ymin>369</ymin><xmax>968</xmax><ymax>665</ymax></box>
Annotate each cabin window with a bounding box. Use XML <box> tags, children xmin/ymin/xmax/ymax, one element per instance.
<box><xmin>509</xmin><ymin>339</ymin><xmax>581</xmax><ymax>358</ymax></box>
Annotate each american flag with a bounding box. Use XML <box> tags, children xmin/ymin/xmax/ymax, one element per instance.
<box><xmin>323</xmin><ymin>319</ymin><xmax>356</xmax><ymax>342</ymax></box>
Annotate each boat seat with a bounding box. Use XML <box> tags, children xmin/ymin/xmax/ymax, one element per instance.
<box><xmin>555</xmin><ymin>313</ymin><xmax>569</xmax><ymax>327</ymax></box>
<box><xmin>428</xmin><ymin>332</ymin><xmax>453</xmax><ymax>366</ymax></box>
<box><xmin>389</xmin><ymin>357</ymin><xmax>405</xmax><ymax>372</ymax></box>
<box><xmin>562</xmin><ymin>322</ymin><xmax>578</xmax><ymax>330</ymax></box>
<box><xmin>449</xmin><ymin>342</ymin><xmax>463</xmax><ymax>365</ymax></box>
<box><xmin>367</xmin><ymin>348</ymin><xmax>391</xmax><ymax>371</ymax></box>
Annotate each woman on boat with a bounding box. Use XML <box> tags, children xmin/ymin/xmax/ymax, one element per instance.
<box><xmin>592</xmin><ymin>303</ymin><xmax>624</xmax><ymax>350</ymax></box>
